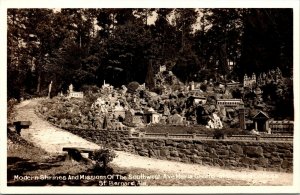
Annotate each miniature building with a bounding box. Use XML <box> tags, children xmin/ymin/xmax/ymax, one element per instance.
<box><xmin>168</xmin><ymin>114</ymin><xmax>184</xmax><ymax>125</ymax></box>
<box><xmin>143</xmin><ymin>107</ymin><xmax>161</xmax><ymax>124</ymax></box>
<box><xmin>257</xmin><ymin>73</ymin><xmax>266</xmax><ymax>86</ymax></box>
<box><xmin>159</xmin><ymin>65</ymin><xmax>166</xmax><ymax>72</ymax></box>
<box><xmin>226</xmin><ymin>82</ymin><xmax>240</xmax><ymax>88</ymax></box>
<box><xmin>243</xmin><ymin>73</ymin><xmax>256</xmax><ymax>88</ymax></box>
<box><xmin>144</xmin><ymin>112</ymin><xmax>161</xmax><ymax>124</ymax></box>
<box><xmin>238</xmin><ymin>104</ymin><xmax>246</xmax><ymax>130</ymax></box>
<box><xmin>69</xmin><ymin>92</ymin><xmax>84</xmax><ymax>98</ymax></box>
<box><xmin>190</xmin><ymin>81</ymin><xmax>195</xmax><ymax>90</ymax></box>
<box><xmin>216</xmin><ymin>99</ymin><xmax>243</xmax><ymax>107</ymax></box>
<box><xmin>68</xmin><ymin>84</ymin><xmax>84</xmax><ymax>98</ymax></box>
<box><xmin>112</xmin><ymin>102</ymin><xmax>126</xmax><ymax>120</ymax></box>
<box><xmin>252</xmin><ymin>111</ymin><xmax>270</xmax><ymax>132</ymax></box>
<box><xmin>101</xmin><ymin>80</ymin><xmax>114</xmax><ymax>92</ymax></box>
<box><xmin>133</xmin><ymin>112</ymin><xmax>144</xmax><ymax>125</ymax></box>
<box><xmin>193</xmin><ymin>96</ymin><xmax>207</xmax><ymax>105</ymax></box>
<box><xmin>269</xmin><ymin>120</ymin><xmax>294</xmax><ymax>134</ymax></box>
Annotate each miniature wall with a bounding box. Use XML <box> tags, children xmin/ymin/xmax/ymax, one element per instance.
<box><xmin>64</xmin><ymin>128</ymin><xmax>293</xmax><ymax>172</ymax></box>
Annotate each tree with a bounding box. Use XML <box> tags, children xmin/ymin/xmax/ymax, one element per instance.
<box><xmin>145</xmin><ymin>59</ymin><xmax>155</xmax><ymax>91</ymax></box>
<box><xmin>238</xmin><ymin>9</ymin><xmax>293</xmax><ymax>78</ymax></box>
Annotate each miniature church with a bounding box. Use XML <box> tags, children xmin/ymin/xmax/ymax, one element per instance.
<box><xmin>243</xmin><ymin>73</ymin><xmax>256</xmax><ymax>88</ymax></box>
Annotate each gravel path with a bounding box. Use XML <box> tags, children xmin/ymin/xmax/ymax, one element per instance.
<box><xmin>14</xmin><ymin>99</ymin><xmax>293</xmax><ymax>185</ymax></box>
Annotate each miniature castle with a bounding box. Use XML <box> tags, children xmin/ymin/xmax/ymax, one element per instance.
<box><xmin>243</xmin><ymin>73</ymin><xmax>256</xmax><ymax>88</ymax></box>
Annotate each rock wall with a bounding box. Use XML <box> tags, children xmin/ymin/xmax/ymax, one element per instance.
<box><xmin>64</xmin><ymin>128</ymin><xmax>293</xmax><ymax>172</ymax></box>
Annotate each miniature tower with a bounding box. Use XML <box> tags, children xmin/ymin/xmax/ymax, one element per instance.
<box><xmin>191</xmin><ymin>81</ymin><xmax>195</xmax><ymax>91</ymax></box>
<box><xmin>238</xmin><ymin>102</ymin><xmax>246</xmax><ymax>130</ymax></box>
<box><xmin>243</xmin><ymin>74</ymin><xmax>248</xmax><ymax>87</ymax></box>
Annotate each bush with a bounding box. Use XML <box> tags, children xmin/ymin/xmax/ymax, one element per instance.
<box><xmin>90</xmin><ymin>149</ymin><xmax>116</xmax><ymax>169</ymax></box>
<box><xmin>200</xmin><ymin>84</ymin><xmax>207</xmax><ymax>92</ymax></box>
<box><xmin>84</xmin><ymin>93</ymin><xmax>98</xmax><ymax>107</ymax></box>
<box><xmin>127</xmin><ymin>81</ymin><xmax>140</xmax><ymax>93</ymax></box>
<box><xmin>7</xmin><ymin>98</ymin><xmax>18</xmax><ymax>123</ymax></box>
<box><xmin>81</xmin><ymin>85</ymin><xmax>100</xmax><ymax>94</ymax></box>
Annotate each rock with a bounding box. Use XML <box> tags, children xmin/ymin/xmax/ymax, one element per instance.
<box><xmin>190</xmin><ymin>149</ymin><xmax>199</xmax><ymax>154</ymax></box>
<box><xmin>149</xmin><ymin>149</ymin><xmax>156</xmax><ymax>157</ymax></box>
<box><xmin>231</xmin><ymin>144</ymin><xmax>243</xmax><ymax>154</ymax></box>
<box><xmin>217</xmin><ymin>159</ymin><xmax>225</xmax><ymax>166</ymax></box>
<box><xmin>183</xmin><ymin>149</ymin><xmax>192</xmax><ymax>155</ymax></box>
<box><xmin>135</xmin><ymin>146</ymin><xmax>143</xmax><ymax>151</ymax></box>
<box><xmin>138</xmin><ymin>149</ymin><xmax>149</xmax><ymax>157</ymax></box>
<box><xmin>208</xmin><ymin>148</ymin><xmax>216</xmax><ymax>154</ymax></box>
<box><xmin>42</xmin><ymin>106</ymin><xmax>48</xmax><ymax>113</ymax></box>
<box><xmin>181</xmin><ymin>157</ymin><xmax>190</xmax><ymax>163</ymax></box>
<box><xmin>165</xmin><ymin>140</ymin><xmax>174</xmax><ymax>146</ymax></box>
<box><xmin>111</xmin><ymin>142</ymin><xmax>121</xmax><ymax>148</ymax></box>
<box><xmin>160</xmin><ymin>149</ymin><xmax>170</xmax><ymax>157</ymax></box>
<box><xmin>256</xmin><ymin>157</ymin><xmax>269</xmax><ymax>167</ymax></box>
<box><xmin>195</xmin><ymin>144</ymin><xmax>203</xmax><ymax>151</ymax></box>
<box><xmin>177</xmin><ymin>142</ymin><xmax>186</xmax><ymax>149</ymax></box>
<box><xmin>270</xmin><ymin>157</ymin><xmax>283</xmax><ymax>166</ymax></box>
<box><xmin>281</xmin><ymin>160</ymin><xmax>292</xmax><ymax>169</ymax></box>
<box><xmin>154</xmin><ymin>141</ymin><xmax>165</xmax><ymax>147</ymax></box>
<box><xmin>191</xmin><ymin>157</ymin><xmax>202</xmax><ymax>164</ymax></box>
<box><xmin>229</xmin><ymin>160</ymin><xmax>238</xmax><ymax>166</ymax></box>
<box><xmin>268</xmin><ymin>152</ymin><xmax>279</xmax><ymax>159</ymax></box>
<box><xmin>264</xmin><ymin>152</ymin><xmax>271</xmax><ymax>158</ymax></box>
<box><xmin>253</xmin><ymin>165</ymin><xmax>264</xmax><ymax>171</ymax></box>
<box><xmin>178</xmin><ymin>153</ymin><xmax>186</xmax><ymax>158</ymax></box>
<box><xmin>240</xmin><ymin>157</ymin><xmax>255</xmax><ymax>165</ymax></box>
<box><xmin>170</xmin><ymin>150</ymin><xmax>179</xmax><ymax>157</ymax></box>
<box><xmin>124</xmin><ymin>140</ymin><xmax>131</xmax><ymax>145</ymax></box>
<box><xmin>217</xmin><ymin>149</ymin><xmax>229</xmax><ymax>156</ymax></box>
<box><xmin>285</xmin><ymin>150</ymin><xmax>293</xmax><ymax>158</ymax></box>
<box><xmin>209</xmin><ymin>153</ymin><xmax>218</xmax><ymax>158</ymax></box>
<box><xmin>143</xmin><ymin>143</ymin><xmax>153</xmax><ymax>148</ymax></box>
<box><xmin>168</xmin><ymin>157</ymin><xmax>181</xmax><ymax>162</ymax></box>
<box><xmin>244</xmin><ymin>146</ymin><xmax>263</xmax><ymax>157</ymax></box>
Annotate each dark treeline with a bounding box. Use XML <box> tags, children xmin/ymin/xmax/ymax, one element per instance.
<box><xmin>7</xmin><ymin>8</ymin><xmax>293</xmax><ymax>100</ymax></box>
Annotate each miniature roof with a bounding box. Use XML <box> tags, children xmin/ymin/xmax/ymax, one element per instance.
<box><xmin>253</xmin><ymin>111</ymin><xmax>270</xmax><ymax>119</ymax></box>
<box><xmin>193</xmin><ymin>96</ymin><xmax>206</xmax><ymax>99</ymax></box>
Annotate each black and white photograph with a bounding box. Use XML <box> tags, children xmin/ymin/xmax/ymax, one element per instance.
<box><xmin>1</xmin><ymin>0</ymin><xmax>300</xmax><ymax>194</ymax></box>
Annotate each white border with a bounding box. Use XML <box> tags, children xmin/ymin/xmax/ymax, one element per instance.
<box><xmin>1</xmin><ymin>0</ymin><xmax>299</xmax><ymax>194</ymax></box>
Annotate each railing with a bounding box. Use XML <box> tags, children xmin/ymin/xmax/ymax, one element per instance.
<box><xmin>130</xmin><ymin>132</ymin><xmax>293</xmax><ymax>141</ymax></box>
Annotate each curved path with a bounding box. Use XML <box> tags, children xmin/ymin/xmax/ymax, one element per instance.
<box><xmin>14</xmin><ymin>99</ymin><xmax>293</xmax><ymax>185</ymax></box>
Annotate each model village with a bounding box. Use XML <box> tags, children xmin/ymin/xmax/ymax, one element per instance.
<box><xmin>39</xmin><ymin>65</ymin><xmax>294</xmax><ymax>136</ymax></box>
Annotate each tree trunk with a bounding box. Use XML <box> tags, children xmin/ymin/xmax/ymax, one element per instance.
<box><xmin>36</xmin><ymin>72</ymin><xmax>41</xmax><ymax>94</ymax></box>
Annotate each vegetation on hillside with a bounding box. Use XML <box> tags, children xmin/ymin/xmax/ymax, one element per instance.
<box><xmin>8</xmin><ymin>8</ymin><xmax>293</xmax><ymax>101</ymax></box>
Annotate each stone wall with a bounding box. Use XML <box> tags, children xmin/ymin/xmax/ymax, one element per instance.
<box><xmin>64</xmin><ymin>128</ymin><xmax>293</xmax><ymax>172</ymax></box>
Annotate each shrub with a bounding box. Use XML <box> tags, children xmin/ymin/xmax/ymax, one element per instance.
<box><xmin>81</xmin><ymin>85</ymin><xmax>100</xmax><ymax>94</ymax></box>
<box><xmin>7</xmin><ymin>98</ymin><xmax>18</xmax><ymax>123</ymax></box>
<box><xmin>85</xmin><ymin>93</ymin><xmax>98</xmax><ymax>107</ymax></box>
<box><xmin>90</xmin><ymin>148</ymin><xmax>116</xmax><ymax>169</ymax></box>
<box><xmin>127</xmin><ymin>81</ymin><xmax>140</xmax><ymax>93</ymax></box>
<box><xmin>200</xmin><ymin>84</ymin><xmax>207</xmax><ymax>92</ymax></box>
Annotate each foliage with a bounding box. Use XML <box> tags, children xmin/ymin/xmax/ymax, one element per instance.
<box><xmin>8</xmin><ymin>8</ymin><xmax>293</xmax><ymax>121</ymax></box>
<box><xmin>90</xmin><ymin>148</ymin><xmax>117</xmax><ymax>170</ymax></box>
<box><xmin>7</xmin><ymin>98</ymin><xmax>18</xmax><ymax>123</ymax></box>
<box><xmin>7</xmin><ymin>8</ymin><xmax>294</xmax><ymax>100</ymax></box>
<box><xmin>127</xmin><ymin>81</ymin><xmax>140</xmax><ymax>94</ymax></box>
<box><xmin>80</xmin><ymin>85</ymin><xmax>100</xmax><ymax>94</ymax></box>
